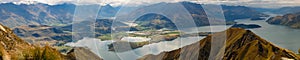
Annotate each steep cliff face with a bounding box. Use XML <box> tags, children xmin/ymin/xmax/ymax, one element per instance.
<box><xmin>267</xmin><ymin>12</ymin><xmax>300</xmax><ymax>28</ymax></box>
<box><xmin>138</xmin><ymin>28</ymin><xmax>300</xmax><ymax>60</ymax></box>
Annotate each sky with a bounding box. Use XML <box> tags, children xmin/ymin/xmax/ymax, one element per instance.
<box><xmin>1</xmin><ymin>0</ymin><xmax>300</xmax><ymax>8</ymax></box>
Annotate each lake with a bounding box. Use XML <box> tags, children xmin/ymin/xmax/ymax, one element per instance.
<box><xmin>65</xmin><ymin>13</ymin><xmax>300</xmax><ymax>60</ymax></box>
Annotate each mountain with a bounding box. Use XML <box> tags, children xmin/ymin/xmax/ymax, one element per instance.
<box><xmin>272</xmin><ymin>7</ymin><xmax>300</xmax><ymax>14</ymax></box>
<box><xmin>0</xmin><ymin>3</ymin><xmax>75</xmax><ymax>27</ymax></box>
<box><xmin>251</xmin><ymin>7</ymin><xmax>273</xmax><ymax>13</ymax></box>
<box><xmin>0</xmin><ymin>3</ymin><xmax>118</xmax><ymax>27</ymax></box>
<box><xmin>135</xmin><ymin>13</ymin><xmax>177</xmax><ymax>30</ymax></box>
<box><xmin>130</xmin><ymin>2</ymin><xmax>268</xmax><ymax>30</ymax></box>
<box><xmin>221</xmin><ymin>5</ymin><xmax>269</xmax><ymax>21</ymax></box>
<box><xmin>267</xmin><ymin>12</ymin><xmax>300</xmax><ymax>28</ymax></box>
<box><xmin>0</xmin><ymin>2</ymin><xmax>267</xmax><ymax>28</ymax></box>
<box><xmin>138</xmin><ymin>28</ymin><xmax>300</xmax><ymax>60</ymax></box>
<box><xmin>98</xmin><ymin>4</ymin><xmax>118</xmax><ymax>18</ymax></box>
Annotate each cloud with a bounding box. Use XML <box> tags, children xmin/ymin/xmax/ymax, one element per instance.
<box><xmin>1</xmin><ymin>0</ymin><xmax>300</xmax><ymax>8</ymax></box>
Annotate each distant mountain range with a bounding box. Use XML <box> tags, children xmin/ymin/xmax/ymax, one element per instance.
<box><xmin>0</xmin><ymin>2</ymin><xmax>270</xmax><ymax>28</ymax></box>
<box><xmin>253</xmin><ymin>6</ymin><xmax>300</xmax><ymax>14</ymax></box>
<box><xmin>0</xmin><ymin>3</ymin><xmax>117</xmax><ymax>27</ymax></box>
<box><xmin>132</xmin><ymin>2</ymin><xmax>268</xmax><ymax>29</ymax></box>
<box><xmin>139</xmin><ymin>28</ymin><xmax>300</xmax><ymax>60</ymax></box>
<box><xmin>2</xmin><ymin>2</ymin><xmax>272</xmax><ymax>43</ymax></box>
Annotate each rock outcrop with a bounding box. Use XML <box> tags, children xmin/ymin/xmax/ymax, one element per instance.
<box><xmin>138</xmin><ymin>28</ymin><xmax>300</xmax><ymax>60</ymax></box>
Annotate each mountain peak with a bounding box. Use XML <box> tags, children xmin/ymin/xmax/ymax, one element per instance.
<box><xmin>139</xmin><ymin>28</ymin><xmax>300</xmax><ymax>60</ymax></box>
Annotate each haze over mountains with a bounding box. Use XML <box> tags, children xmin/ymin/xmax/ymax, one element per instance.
<box><xmin>123</xmin><ymin>2</ymin><xmax>268</xmax><ymax>29</ymax></box>
<box><xmin>253</xmin><ymin>6</ymin><xmax>300</xmax><ymax>14</ymax></box>
<box><xmin>0</xmin><ymin>3</ymin><xmax>117</xmax><ymax>27</ymax></box>
<box><xmin>0</xmin><ymin>1</ymin><xmax>272</xmax><ymax>28</ymax></box>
